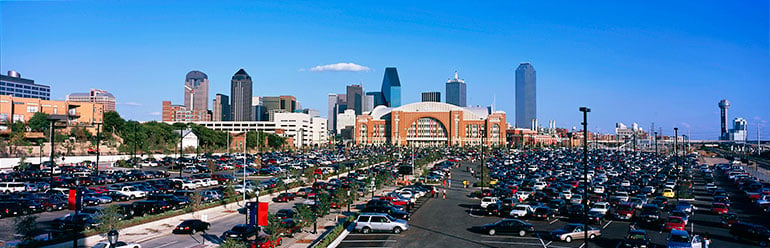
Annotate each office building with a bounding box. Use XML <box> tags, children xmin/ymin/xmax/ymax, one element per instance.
<box><xmin>367</xmin><ymin>92</ymin><xmax>385</xmax><ymax>107</ymax></box>
<box><xmin>162</xmin><ymin>101</ymin><xmax>208</xmax><ymax>122</ymax></box>
<box><xmin>230</xmin><ymin>68</ymin><xmax>252</xmax><ymax>121</ymax></box>
<box><xmin>66</xmin><ymin>89</ymin><xmax>116</xmax><ymax>112</ymax></box>
<box><xmin>261</xmin><ymin>95</ymin><xmax>297</xmax><ymax>120</ymax></box>
<box><xmin>0</xmin><ymin>95</ymin><xmax>103</xmax><ymax>134</ymax></box>
<box><xmin>192</xmin><ymin>112</ymin><xmax>327</xmax><ymax>148</ymax></box>
<box><xmin>336</xmin><ymin>109</ymin><xmax>356</xmax><ymax>135</ymax></box>
<box><xmin>0</xmin><ymin>71</ymin><xmax>51</xmax><ymax>100</ymax></box>
<box><xmin>380</xmin><ymin>67</ymin><xmax>402</xmax><ymax>107</ymax></box>
<box><xmin>445</xmin><ymin>71</ymin><xmax>466</xmax><ymax>107</ymax></box>
<box><xmin>184</xmin><ymin>70</ymin><xmax>209</xmax><ymax>112</ymax></box>
<box><xmin>422</xmin><ymin>91</ymin><xmax>441</xmax><ymax>102</ymax></box>
<box><xmin>327</xmin><ymin>94</ymin><xmax>338</xmax><ymax>131</ymax></box>
<box><xmin>364</xmin><ymin>94</ymin><xmax>374</xmax><ymax>113</ymax></box>
<box><xmin>515</xmin><ymin>63</ymin><xmax>537</xmax><ymax>129</ymax></box>
<box><xmin>252</xmin><ymin>105</ymin><xmax>268</xmax><ymax>121</ymax></box>
<box><xmin>729</xmin><ymin>117</ymin><xmax>748</xmax><ymax>142</ymax></box>
<box><xmin>212</xmin><ymin>94</ymin><xmax>230</xmax><ymax>121</ymax></box>
<box><xmin>719</xmin><ymin>99</ymin><xmax>730</xmax><ymax>140</ymax></box>
<box><xmin>302</xmin><ymin>108</ymin><xmax>320</xmax><ymax>117</ymax></box>
<box><xmin>346</xmin><ymin>84</ymin><xmax>364</xmax><ymax>115</ymax></box>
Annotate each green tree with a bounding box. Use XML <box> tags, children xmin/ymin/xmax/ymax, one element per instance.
<box><xmin>295</xmin><ymin>204</ymin><xmax>317</xmax><ymax>228</ymax></box>
<box><xmin>263</xmin><ymin>214</ymin><xmax>289</xmax><ymax>239</ymax></box>
<box><xmin>27</xmin><ymin>112</ymin><xmax>49</xmax><ymax>132</ymax></box>
<box><xmin>267</xmin><ymin>133</ymin><xmax>286</xmax><ymax>150</ymax></box>
<box><xmin>102</xmin><ymin>111</ymin><xmax>125</xmax><ymax>135</ymax></box>
<box><xmin>14</xmin><ymin>215</ymin><xmax>38</xmax><ymax>244</ymax></box>
<box><xmin>187</xmin><ymin>191</ymin><xmax>203</xmax><ymax>215</ymax></box>
<box><xmin>96</xmin><ymin>205</ymin><xmax>123</xmax><ymax>233</ymax></box>
<box><xmin>219</xmin><ymin>238</ymin><xmax>247</xmax><ymax>248</ymax></box>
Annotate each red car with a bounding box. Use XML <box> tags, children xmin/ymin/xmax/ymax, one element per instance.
<box><xmin>272</xmin><ymin>193</ymin><xmax>295</xmax><ymax>202</ymax></box>
<box><xmin>379</xmin><ymin>196</ymin><xmax>408</xmax><ymax>206</ymax></box>
<box><xmin>330</xmin><ymin>201</ymin><xmax>345</xmax><ymax>209</ymax></box>
<box><xmin>89</xmin><ymin>186</ymin><xmax>109</xmax><ymax>194</ymax></box>
<box><xmin>250</xmin><ymin>234</ymin><xmax>282</xmax><ymax>248</ymax></box>
<box><xmin>711</xmin><ymin>203</ymin><xmax>728</xmax><ymax>214</ymax></box>
<box><xmin>295</xmin><ymin>188</ymin><xmax>313</xmax><ymax>198</ymax></box>
<box><xmin>211</xmin><ymin>174</ymin><xmax>235</xmax><ymax>183</ymax></box>
<box><xmin>664</xmin><ymin>216</ymin><xmax>686</xmax><ymax>231</ymax></box>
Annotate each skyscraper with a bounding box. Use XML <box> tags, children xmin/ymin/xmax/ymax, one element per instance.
<box><xmin>327</xmin><ymin>94</ymin><xmax>338</xmax><ymax>131</ymax></box>
<box><xmin>346</xmin><ymin>84</ymin><xmax>364</xmax><ymax>115</ymax></box>
<box><xmin>212</xmin><ymin>94</ymin><xmax>230</xmax><ymax>121</ymax></box>
<box><xmin>515</xmin><ymin>63</ymin><xmax>537</xmax><ymax>129</ymax></box>
<box><xmin>367</xmin><ymin>92</ymin><xmax>384</xmax><ymax>107</ymax></box>
<box><xmin>0</xmin><ymin>70</ymin><xmax>50</xmax><ymax>100</ymax></box>
<box><xmin>422</xmin><ymin>91</ymin><xmax>441</xmax><ymax>102</ymax></box>
<box><xmin>719</xmin><ymin>99</ymin><xmax>730</xmax><ymax>140</ymax></box>
<box><xmin>445</xmin><ymin>71</ymin><xmax>466</xmax><ymax>107</ymax></box>
<box><xmin>184</xmin><ymin>70</ymin><xmax>209</xmax><ymax>112</ymax></box>
<box><xmin>364</xmin><ymin>94</ymin><xmax>374</xmax><ymax>113</ymax></box>
<box><xmin>230</xmin><ymin>68</ymin><xmax>252</xmax><ymax>121</ymax></box>
<box><xmin>380</xmin><ymin>67</ymin><xmax>401</xmax><ymax>107</ymax></box>
<box><xmin>729</xmin><ymin>117</ymin><xmax>747</xmax><ymax>142</ymax></box>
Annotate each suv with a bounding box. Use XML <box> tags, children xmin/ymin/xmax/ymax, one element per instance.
<box><xmin>0</xmin><ymin>182</ymin><xmax>25</xmax><ymax>193</ymax></box>
<box><xmin>354</xmin><ymin>213</ymin><xmax>409</xmax><ymax>234</ymax></box>
<box><xmin>729</xmin><ymin>222</ymin><xmax>770</xmax><ymax>246</ymax></box>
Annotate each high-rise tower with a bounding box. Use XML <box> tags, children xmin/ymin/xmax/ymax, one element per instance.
<box><xmin>184</xmin><ymin>71</ymin><xmax>209</xmax><ymax>112</ymax></box>
<box><xmin>445</xmin><ymin>71</ymin><xmax>466</xmax><ymax>107</ymax></box>
<box><xmin>230</xmin><ymin>68</ymin><xmax>252</xmax><ymax>121</ymax></box>
<box><xmin>515</xmin><ymin>63</ymin><xmax>537</xmax><ymax>129</ymax></box>
<box><xmin>380</xmin><ymin>67</ymin><xmax>401</xmax><ymax>107</ymax></box>
<box><xmin>719</xmin><ymin>99</ymin><xmax>730</xmax><ymax>140</ymax></box>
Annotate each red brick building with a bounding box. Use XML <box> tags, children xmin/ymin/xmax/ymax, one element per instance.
<box><xmin>355</xmin><ymin>102</ymin><xmax>506</xmax><ymax>147</ymax></box>
<box><xmin>162</xmin><ymin>101</ymin><xmax>209</xmax><ymax>122</ymax></box>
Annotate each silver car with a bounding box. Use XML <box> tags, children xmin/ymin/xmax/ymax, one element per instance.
<box><xmin>354</xmin><ymin>213</ymin><xmax>409</xmax><ymax>234</ymax></box>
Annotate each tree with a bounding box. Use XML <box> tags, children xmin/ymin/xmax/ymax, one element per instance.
<box><xmin>14</xmin><ymin>215</ymin><xmax>38</xmax><ymax>244</ymax></box>
<box><xmin>263</xmin><ymin>214</ymin><xmax>289</xmax><ymax>239</ymax></box>
<box><xmin>187</xmin><ymin>191</ymin><xmax>203</xmax><ymax>215</ymax></box>
<box><xmin>102</xmin><ymin>111</ymin><xmax>125</xmax><ymax>135</ymax></box>
<box><xmin>96</xmin><ymin>205</ymin><xmax>123</xmax><ymax>233</ymax></box>
<box><xmin>219</xmin><ymin>238</ymin><xmax>247</xmax><ymax>248</ymax></box>
<box><xmin>295</xmin><ymin>204</ymin><xmax>316</xmax><ymax>228</ymax></box>
<box><xmin>27</xmin><ymin>112</ymin><xmax>49</xmax><ymax>132</ymax></box>
<box><xmin>267</xmin><ymin>133</ymin><xmax>286</xmax><ymax>150</ymax></box>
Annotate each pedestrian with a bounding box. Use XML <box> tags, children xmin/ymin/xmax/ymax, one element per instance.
<box><xmin>442</xmin><ymin>189</ymin><xmax>447</xmax><ymax>199</ymax></box>
<box><xmin>448</xmin><ymin>179</ymin><xmax>452</xmax><ymax>188</ymax></box>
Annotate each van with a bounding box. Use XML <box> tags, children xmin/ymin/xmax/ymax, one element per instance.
<box><xmin>0</xmin><ymin>182</ymin><xmax>25</xmax><ymax>193</ymax></box>
<box><xmin>354</xmin><ymin>213</ymin><xmax>409</xmax><ymax>234</ymax></box>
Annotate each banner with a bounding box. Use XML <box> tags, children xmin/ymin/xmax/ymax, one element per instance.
<box><xmin>247</xmin><ymin>202</ymin><xmax>257</xmax><ymax>226</ymax></box>
<box><xmin>68</xmin><ymin>189</ymin><xmax>77</xmax><ymax>210</ymax></box>
<box><xmin>258</xmin><ymin>202</ymin><xmax>268</xmax><ymax>226</ymax></box>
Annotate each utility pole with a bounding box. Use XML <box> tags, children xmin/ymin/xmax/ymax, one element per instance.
<box><xmin>179</xmin><ymin>125</ymin><xmax>184</xmax><ymax>177</ymax></box>
<box><xmin>95</xmin><ymin>122</ymin><xmax>102</xmax><ymax>176</ymax></box>
<box><xmin>133</xmin><ymin>122</ymin><xmax>138</xmax><ymax>168</ymax></box>
<box><xmin>633</xmin><ymin>131</ymin><xmax>637</xmax><ymax>152</ymax></box>
<box><xmin>674</xmin><ymin>128</ymin><xmax>678</xmax><ymax>157</ymax></box>
<box><xmin>49</xmin><ymin>120</ymin><xmax>56</xmax><ymax>186</ymax></box>
<box><xmin>579</xmin><ymin>107</ymin><xmax>590</xmax><ymax>248</ymax></box>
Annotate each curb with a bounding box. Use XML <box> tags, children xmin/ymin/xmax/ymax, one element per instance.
<box><xmin>327</xmin><ymin>221</ymin><xmax>355</xmax><ymax>248</ymax></box>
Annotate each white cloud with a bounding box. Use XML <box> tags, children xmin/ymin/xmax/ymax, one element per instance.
<box><xmin>309</xmin><ymin>62</ymin><xmax>370</xmax><ymax>72</ymax></box>
<box><xmin>149</xmin><ymin>112</ymin><xmax>160</xmax><ymax>116</ymax></box>
<box><xmin>121</xmin><ymin>102</ymin><xmax>142</xmax><ymax>106</ymax></box>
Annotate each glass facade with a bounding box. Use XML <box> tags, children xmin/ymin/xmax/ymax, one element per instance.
<box><xmin>0</xmin><ymin>75</ymin><xmax>51</xmax><ymax>100</ymax></box>
<box><xmin>380</xmin><ymin>67</ymin><xmax>401</xmax><ymax>107</ymax></box>
<box><xmin>515</xmin><ymin>63</ymin><xmax>537</xmax><ymax>129</ymax></box>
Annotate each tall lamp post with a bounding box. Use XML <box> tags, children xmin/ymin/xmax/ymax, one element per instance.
<box><xmin>48</xmin><ymin>115</ymin><xmax>67</xmax><ymax>186</ymax></box>
<box><xmin>654</xmin><ymin>131</ymin><xmax>658</xmax><ymax>156</ymax></box>
<box><xmin>178</xmin><ymin>124</ymin><xmax>184</xmax><ymax>177</ymax></box>
<box><xmin>94</xmin><ymin>122</ymin><xmax>102</xmax><ymax>176</ymax></box>
<box><xmin>480</xmin><ymin>127</ymin><xmax>486</xmax><ymax>194</ymax></box>
<box><xmin>579</xmin><ymin>107</ymin><xmax>591</xmax><ymax>248</ymax></box>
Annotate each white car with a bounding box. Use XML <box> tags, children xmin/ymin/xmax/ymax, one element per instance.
<box><xmin>509</xmin><ymin>204</ymin><xmax>534</xmax><ymax>218</ymax></box>
<box><xmin>562</xmin><ymin>191</ymin><xmax>573</xmax><ymax>200</ymax></box>
<box><xmin>533</xmin><ymin>182</ymin><xmax>547</xmax><ymax>190</ymax></box>
<box><xmin>515</xmin><ymin>191</ymin><xmax>531</xmax><ymax>201</ymax></box>
<box><xmin>91</xmin><ymin>241</ymin><xmax>141</xmax><ymax>248</ymax></box>
<box><xmin>480</xmin><ymin>197</ymin><xmax>499</xmax><ymax>209</ymax></box>
<box><xmin>592</xmin><ymin>186</ymin><xmax>605</xmax><ymax>194</ymax></box>
<box><xmin>589</xmin><ymin>202</ymin><xmax>610</xmax><ymax>215</ymax></box>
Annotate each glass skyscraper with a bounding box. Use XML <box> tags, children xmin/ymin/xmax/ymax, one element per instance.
<box><xmin>445</xmin><ymin>71</ymin><xmax>466</xmax><ymax>107</ymax></box>
<box><xmin>184</xmin><ymin>70</ymin><xmax>209</xmax><ymax>112</ymax></box>
<box><xmin>380</xmin><ymin>67</ymin><xmax>401</xmax><ymax>107</ymax></box>
<box><xmin>230</xmin><ymin>68</ymin><xmax>252</xmax><ymax>121</ymax></box>
<box><xmin>515</xmin><ymin>63</ymin><xmax>537</xmax><ymax>129</ymax></box>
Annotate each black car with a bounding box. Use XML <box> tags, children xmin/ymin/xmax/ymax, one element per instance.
<box><xmin>275</xmin><ymin>209</ymin><xmax>296</xmax><ymax>219</ymax></box>
<box><xmin>223</xmin><ymin>224</ymin><xmax>259</xmax><ymax>240</ymax></box>
<box><xmin>638</xmin><ymin>204</ymin><xmax>661</xmax><ymax>227</ymax></box>
<box><xmin>618</xmin><ymin>229</ymin><xmax>650</xmax><ymax>248</ymax></box>
<box><xmin>103</xmin><ymin>191</ymin><xmax>131</xmax><ymax>202</ymax></box>
<box><xmin>477</xmin><ymin>219</ymin><xmax>534</xmax><ymax>236</ymax></box>
<box><xmin>0</xmin><ymin>201</ymin><xmax>29</xmax><ymax>218</ymax></box>
<box><xmin>729</xmin><ymin>222</ymin><xmax>770</xmax><ymax>246</ymax></box>
<box><xmin>532</xmin><ymin>206</ymin><xmax>556</xmax><ymax>220</ymax></box>
<box><xmin>173</xmin><ymin>219</ymin><xmax>211</xmax><ymax>234</ymax></box>
<box><xmin>366</xmin><ymin>199</ymin><xmax>405</xmax><ymax>212</ymax></box>
<box><xmin>362</xmin><ymin>205</ymin><xmax>410</xmax><ymax>220</ymax></box>
<box><xmin>147</xmin><ymin>194</ymin><xmax>190</xmax><ymax>209</ymax></box>
<box><xmin>54</xmin><ymin>213</ymin><xmax>100</xmax><ymax>230</ymax></box>
<box><xmin>484</xmin><ymin>203</ymin><xmax>504</xmax><ymax>216</ymax></box>
<box><xmin>132</xmin><ymin>200</ymin><xmax>169</xmax><ymax>216</ymax></box>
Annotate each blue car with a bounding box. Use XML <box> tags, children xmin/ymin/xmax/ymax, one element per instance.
<box><xmin>666</xmin><ymin>230</ymin><xmax>707</xmax><ymax>248</ymax></box>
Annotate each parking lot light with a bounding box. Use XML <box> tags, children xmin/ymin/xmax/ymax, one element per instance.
<box><xmin>579</xmin><ymin>106</ymin><xmax>590</xmax><ymax>248</ymax></box>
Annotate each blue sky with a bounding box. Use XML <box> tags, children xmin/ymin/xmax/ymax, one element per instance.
<box><xmin>1</xmin><ymin>1</ymin><xmax>768</xmax><ymax>139</ymax></box>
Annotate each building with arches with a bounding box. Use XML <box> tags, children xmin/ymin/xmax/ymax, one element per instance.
<box><xmin>355</xmin><ymin>102</ymin><xmax>506</xmax><ymax>147</ymax></box>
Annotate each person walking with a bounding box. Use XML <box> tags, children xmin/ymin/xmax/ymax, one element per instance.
<box><xmin>442</xmin><ymin>189</ymin><xmax>447</xmax><ymax>200</ymax></box>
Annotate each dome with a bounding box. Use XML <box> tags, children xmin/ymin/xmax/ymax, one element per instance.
<box><xmin>185</xmin><ymin>70</ymin><xmax>208</xmax><ymax>80</ymax></box>
<box><xmin>718</xmin><ymin>99</ymin><xmax>730</xmax><ymax>108</ymax></box>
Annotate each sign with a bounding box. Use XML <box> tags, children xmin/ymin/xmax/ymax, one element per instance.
<box><xmin>247</xmin><ymin>202</ymin><xmax>257</xmax><ymax>226</ymax></box>
<box><xmin>258</xmin><ymin>202</ymin><xmax>268</xmax><ymax>226</ymax></box>
<box><xmin>67</xmin><ymin>189</ymin><xmax>81</xmax><ymax>210</ymax></box>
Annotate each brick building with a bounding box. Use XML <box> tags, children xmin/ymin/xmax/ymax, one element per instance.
<box><xmin>355</xmin><ymin>102</ymin><xmax>506</xmax><ymax>147</ymax></box>
<box><xmin>161</xmin><ymin>101</ymin><xmax>209</xmax><ymax>122</ymax></box>
<box><xmin>0</xmin><ymin>95</ymin><xmax>104</xmax><ymax>134</ymax></box>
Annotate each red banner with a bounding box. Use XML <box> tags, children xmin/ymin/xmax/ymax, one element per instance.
<box><xmin>68</xmin><ymin>189</ymin><xmax>77</xmax><ymax>210</ymax></box>
<box><xmin>258</xmin><ymin>202</ymin><xmax>268</xmax><ymax>226</ymax></box>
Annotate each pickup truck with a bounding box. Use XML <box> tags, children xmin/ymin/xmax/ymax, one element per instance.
<box><xmin>111</xmin><ymin>186</ymin><xmax>147</xmax><ymax>199</ymax></box>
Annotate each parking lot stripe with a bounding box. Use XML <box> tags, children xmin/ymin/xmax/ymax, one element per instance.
<box><xmin>155</xmin><ymin>240</ymin><xmax>179</xmax><ymax>248</ymax></box>
<box><xmin>549</xmin><ymin>218</ymin><xmax>559</xmax><ymax>225</ymax></box>
<box><xmin>480</xmin><ymin>240</ymin><xmax>546</xmax><ymax>246</ymax></box>
<box><xmin>602</xmin><ymin>220</ymin><xmax>613</xmax><ymax>229</ymax></box>
<box><xmin>481</xmin><ymin>235</ymin><xmax>539</xmax><ymax>240</ymax></box>
<box><xmin>340</xmin><ymin>240</ymin><xmax>397</xmax><ymax>243</ymax></box>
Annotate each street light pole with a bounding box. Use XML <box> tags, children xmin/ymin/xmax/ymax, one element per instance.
<box><xmin>95</xmin><ymin>122</ymin><xmax>102</xmax><ymax>176</ymax></box>
<box><xmin>654</xmin><ymin>131</ymin><xmax>658</xmax><ymax>156</ymax></box>
<box><xmin>49</xmin><ymin>120</ymin><xmax>56</xmax><ymax>186</ymax></box>
<box><xmin>179</xmin><ymin>125</ymin><xmax>184</xmax><ymax>177</ymax></box>
<box><xmin>133</xmin><ymin>122</ymin><xmax>138</xmax><ymax>168</ymax></box>
<box><xmin>579</xmin><ymin>107</ymin><xmax>590</xmax><ymax>248</ymax></box>
<box><xmin>674</xmin><ymin>128</ymin><xmax>678</xmax><ymax>158</ymax></box>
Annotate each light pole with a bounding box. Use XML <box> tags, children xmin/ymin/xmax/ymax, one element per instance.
<box><xmin>133</xmin><ymin>122</ymin><xmax>138</xmax><ymax>168</ymax></box>
<box><xmin>579</xmin><ymin>107</ymin><xmax>590</xmax><ymax>248</ymax></box>
<box><xmin>95</xmin><ymin>122</ymin><xmax>102</xmax><ymax>176</ymax></box>
<box><xmin>179</xmin><ymin>124</ymin><xmax>184</xmax><ymax>177</ymax></box>
<box><xmin>480</xmin><ymin>127</ymin><xmax>486</xmax><ymax>194</ymax></box>
<box><xmin>674</xmin><ymin>128</ymin><xmax>678</xmax><ymax>158</ymax></box>
<box><xmin>654</xmin><ymin>131</ymin><xmax>658</xmax><ymax>156</ymax></box>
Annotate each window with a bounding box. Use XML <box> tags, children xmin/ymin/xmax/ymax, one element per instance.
<box><xmin>26</xmin><ymin>106</ymin><xmax>38</xmax><ymax>113</ymax></box>
<box><xmin>357</xmin><ymin>216</ymin><xmax>370</xmax><ymax>222</ymax></box>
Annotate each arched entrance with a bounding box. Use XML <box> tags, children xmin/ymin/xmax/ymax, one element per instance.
<box><xmin>406</xmin><ymin>117</ymin><xmax>448</xmax><ymax>147</ymax></box>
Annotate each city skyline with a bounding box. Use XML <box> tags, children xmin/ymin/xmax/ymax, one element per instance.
<box><xmin>1</xmin><ymin>1</ymin><xmax>768</xmax><ymax>139</ymax></box>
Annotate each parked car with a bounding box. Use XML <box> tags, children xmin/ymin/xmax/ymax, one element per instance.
<box><xmin>618</xmin><ymin>229</ymin><xmax>651</xmax><ymax>248</ymax></box>
<box><xmin>477</xmin><ymin>219</ymin><xmax>534</xmax><ymax>236</ymax></box>
<box><xmin>666</xmin><ymin>229</ymin><xmax>706</xmax><ymax>248</ymax></box>
<box><xmin>729</xmin><ymin>222</ymin><xmax>770</xmax><ymax>246</ymax></box>
<box><xmin>250</xmin><ymin>234</ymin><xmax>282</xmax><ymax>248</ymax></box>
<box><xmin>223</xmin><ymin>224</ymin><xmax>259</xmax><ymax>241</ymax></box>
<box><xmin>664</xmin><ymin>216</ymin><xmax>686</xmax><ymax>231</ymax></box>
<box><xmin>354</xmin><ymin>213</ymin><xmax>409</xmax><ymax>234</ymax></box>
<box><xmin>173</xmin><ymin>219</ymin><xmax>211</xmax><ymax>234</ymax></box>
<box><xmin>549</xmin><ymin>223</ymin><xmax>601</xmax><ymax>243</ymax></box>
<box><xmin>272</xmin><ymin>193</ymin><xmax>295</xmax><ymax>202</ymax></box>
<box><xmin>90</xmin><ymin>241</ymin><xmax>141</xmax><ymax>248</ymax></box>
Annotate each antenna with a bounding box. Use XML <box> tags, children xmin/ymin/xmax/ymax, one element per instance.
<box><xmin>454</xmin><ymin>71</ymin><xmax>459</xmax><ymax>80</ymax></box>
